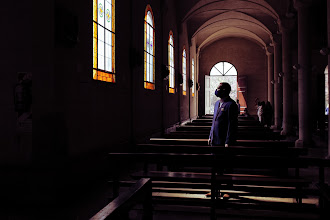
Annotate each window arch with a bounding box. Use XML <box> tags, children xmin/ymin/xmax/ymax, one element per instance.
<box><xmin>210</xmin><ymin>61</ymin><xmax>237</xmax><ymax>76</ymax></box>
<box><xmin>191</xmin><ymin>58</ymin><xmax>195</xmax><ymax>97</ymax></box>
<box><xmin>168</xmin><ymin>31</ymin><xmax>175</xmax><ymax>93</ymax></box>
<box><xmin>144</xmin><ymin>5</ymin><xmax>155</xmax><ymax>90</ymax></box>
<box><xmin>93</xmin><ymin>0</ymin><xmax>115</xmax><ymax>82</ymax></box>
<box><xmin>182</xmin><ymin>48</ymin><xmax>186</xmax><ymax>95</ymax></box>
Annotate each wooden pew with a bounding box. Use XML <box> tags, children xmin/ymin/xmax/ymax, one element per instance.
<box><xmin>166</xmin><ymin>131</ymin><xmax>283</xmax><ymax>140</ymax></box>
<box><xmin>136</xmin><ymin>143</ymin><xmax>307</xmax><ymax>156</ymax></box>
<box><xmin>108</xmin><ymin>153</ymin><xmax>330</xmax><ymax>219</ymax></box>
<box><xmin>315</xmin><ymin>183</ymin><xmax>330</xmax><ymax>220</ymax></box>
<box><xmin>90</xmin><ymin>178</ymin><xmax>152</xmax><ymax>220</ymax></box>
<box><xmin>176</xmin><ymin>125</ymin><xmax>270</xmax><ymax>131</ymax></box>
<box><xmin>149</xmin><ymin>138</ymin><xmax>294</xmax><ymax>147</ymax></box>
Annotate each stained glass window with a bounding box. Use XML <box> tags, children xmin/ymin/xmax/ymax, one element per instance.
<box><xmin>168</xmin><ymin>31</ymin><xmax>175</xmax><ymax>94</ymax></box>
<box><xmin>93</xmin><ymin>0</ymin><xmax>115</xmax><ymax>82</ymax></box>
<box><xmin>144</xmin><ymin>5</ymin><xmax>155</xmax><ymax>90</ymax></box>
<box><xmin>182</xmin><ymin>48</ymin><xmax>187</xmax><ymax>95</ymax></box>
<box><xmin>192</xmin><ymin>58</ymin><xmax>195</xmax><ymax>97</ymax></box>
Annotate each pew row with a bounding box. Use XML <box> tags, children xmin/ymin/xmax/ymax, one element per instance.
<box><xmin>108</xmin><ymin>153</ymin><xmax>330</xmax><ymax>219</ymax></box>
<box><xmin>136</xmin><ymin>144</ymin><xmax>307</xmax><ymax>156</ymax></box>
<box><xmin>149</xmin><ymin>138</ymin><xmax>294</xmax><ymax>147</ymax></box>
<box><xmin>90</xmin><ymin>178</ymin><xmax>152</xmax><ymax>220</ymax></box>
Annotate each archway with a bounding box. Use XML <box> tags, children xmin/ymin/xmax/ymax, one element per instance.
<box><xmin>205</xmin><ymin>62</ymin><xmax>237</xmax><ymax>114</ymax></box>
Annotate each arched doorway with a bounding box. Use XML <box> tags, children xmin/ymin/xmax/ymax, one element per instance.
<box><xmin>205</xmin><ymin>62</ymin><xmax>237</xmax><ymax>114</ymax></box>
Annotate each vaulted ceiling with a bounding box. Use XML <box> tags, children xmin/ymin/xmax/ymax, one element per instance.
<box><xmin>178</xmin><ymin>0</ymin><xmax>291</xmax><ymax>51</ymax></box>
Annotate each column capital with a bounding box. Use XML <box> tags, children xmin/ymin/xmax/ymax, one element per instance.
<box><xmin>266</xmin><ymin>46</ymin><xmax>274</xmax><ymax>55</ymax></box>
<box><xmin>279</xmin><ymin>18</ymin><xmax>296</xmax><ymax>33</ymax></box>
<box><xmin>271</xmin><ymin>34</ymin><xmax>282</xmax><ymax>46</ymax></box>
<box><xmin>293</xmin><ymin>0</ymin><xmax>313</xmax><ymax>10</ymax></box>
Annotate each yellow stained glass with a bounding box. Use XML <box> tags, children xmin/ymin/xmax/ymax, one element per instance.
<box><xmin>93</xmin><ymin>0</ymin><xmax>97</xmax><ymax>22</ymax></box>
<box><xmin>153</xmin><ymin>55</ymin><xmax>155</xmax><ymax>84</ymax></box>
<box><xmin>112</xmin><ymin>3</ymin><xmax>115</xmax><ymax>32</ymax></box>
<box><xmin>112</xmin><ymin>39</ymin><xmax>115</xmax><ymax>73</ymax></box>
<box><xmin>144</xmin><ymin>54</ymin><xmax>147</xmax><ymax>81</ymax></box>
<box><xmin>192</xmin><ymin>93</ymin><xmax>195</xmax><ymax>97</ymax></box>
<box><xmin>93</xmin><ymin>70</ymin><xmax>97</xmax><ymax>79</ymax></box>
<box><xmin>169</xmin><ymin>88</ymin><xmax>175</xmax><ymax>94</ymax></box>
<box><xmin>183</xmin><ymin>91</ymin><xmax>186</xmax><ymax>96</ymax></box>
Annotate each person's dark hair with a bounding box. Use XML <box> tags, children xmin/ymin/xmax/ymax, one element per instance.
<box><xmin>220</xmin><ymin>82</ymin><xmax>231</xmax><ymax>93</ymax></box>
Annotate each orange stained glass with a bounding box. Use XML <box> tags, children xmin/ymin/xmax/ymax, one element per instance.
<box><xmin>192</xmin><ymin>93</ymin><xmax>195</xmax><ymax>97</ymax></box>
<box><xmin>96</xmin><ymin>70</ymin><xmax>114</xmax><ymax>82</ymax></box>
<box><xmin>183</xmin><ymin>91</ymin><xmax>186</xmax><ymax>96</ymax></box>
<box><xmin>144</xmin><ymin>52</ymin><xmax>147</xmax><ymax>81</ymax></box>
<box><xmin>169</xmin><ymin>88</ymin><xmax>175</xmax><ymax>94</ymax></box>
<box><xmin>145</xmin><ymin>82</ymin><xmax>155</xmax><ymax>90</ymax></box>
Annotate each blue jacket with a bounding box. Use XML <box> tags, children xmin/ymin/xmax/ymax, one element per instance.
<box><xmin>209</xmin><ymin>97</ymin><xmax>238</xmax><ymax>146</ymax></box>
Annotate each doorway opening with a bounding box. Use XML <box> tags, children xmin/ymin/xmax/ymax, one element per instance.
<box><xmin>205</xmin><ymin>62</ymin><xmax>237</xmax><ymax>114</ymax></box>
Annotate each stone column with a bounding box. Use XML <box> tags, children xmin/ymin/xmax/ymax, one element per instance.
<box><xmin>327</xmin><ymin>0</ymin><xmax>330</xmax><ymax>157</ymax></box>
<box><xmin>266</xmin><ymin>46</ymin><xmax>274</xmax><ymax>108</ymax></box>
<box><xmin>273</xmin><ymin>35</ymin><xmax>282</xmax><ymax>129</ymax></box>
<box><xmin>294</xmin><ymin>0</ymin><xmax>313</xmax><ymax>147</ymax></box>
<box><xmin>280</xmin><ymin>20</ymin><xmax>295</xmax><ymax>136</ymax></box>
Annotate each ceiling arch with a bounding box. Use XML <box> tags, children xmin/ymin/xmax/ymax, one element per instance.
<box><xmin>193</xmin><ymin>11</ymin><xmax>273</xmax><ymax>49</ymax></box>
<box><xmin>182</xmin><ymin>0</ymin><xmax>280</xmax><ymax>51</ymax></box>
<box><xmin>183</xmin><ymin>0</ymin><xmax>279</xmax><ymax>23</ymax></box>
<box><xmin>198</xmin><ymin>26</ymin><xmax>267</xmax><ymax>52</ymax></box>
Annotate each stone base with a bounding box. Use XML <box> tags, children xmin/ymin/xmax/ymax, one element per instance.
<box><xmin>295</xmin><ymin>139</ymin><xmax>314</xmax><ymax>148</ymax></box>
<box><xmin>270</xmin><ymin>125</ymin><xmax>281</xmax><ymax>132</ymax></box>
<box><xmin>281</xmin><ymin>129</ymin><xmax>295</xmax><ymax>136</ymax></box>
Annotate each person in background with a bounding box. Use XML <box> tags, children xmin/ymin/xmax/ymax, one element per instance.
<box><xmin>236</xmin><ymin>99</ymin><xmax>241</xmax><ymax>115</ymax></box>
<box><xmin>264</xmin><ymin>101</ymin><xmax>273</xmax><ymax>127</ymax></box>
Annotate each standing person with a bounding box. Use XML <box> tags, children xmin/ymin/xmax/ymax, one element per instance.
<box><xmin>257</xmin><ymin>101</ymin><xmax>264</xmax><ymax>124</ymax></box>
<box><xmin>207</xmin><ymin>82</ymin><xmax>238</xmax><ymax>199</ymax></box>
<box><xmin>208</xmin><ymin>82</ymin><xmax>238</xmax><ymax>147</ymax></box>
<box><xmin>236</xmin><ymin>99</ymin><xmax>241</xmax><ymax>115</ymax></box>
<box><xmin>264</xmin><ymin>101</ymin><xmax>273</xmax><ymax>127</ymax></box>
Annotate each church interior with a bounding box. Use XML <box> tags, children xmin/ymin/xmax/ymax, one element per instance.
<box><xmin>2</xmin><ymin>0</ymin><xmax>330</xmax><ymax>219</ymax></box>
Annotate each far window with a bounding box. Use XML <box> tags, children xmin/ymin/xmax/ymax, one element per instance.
<box><xmin>168</xmin><ymin>31</ymin><xmax>175</xmax><ymax>94</ymax></box>
<box><xmin>182</xmin><ymin>48</ymin><xmax>186</xmax><ymax>95</ymax></box>
<box><xmin>144</xmin><ymin>5</ymin><xmax>155</xmax><ymax>90</ymax></box>
<box><xmin>192</xmin><ymin>58</ymin><xmax>195</xmax><ymax>97</ymax></box>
